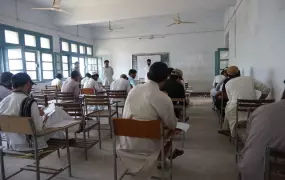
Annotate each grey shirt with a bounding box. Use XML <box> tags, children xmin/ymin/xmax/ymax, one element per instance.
<box><xmin>239</xmin><ymin>100</ymin><xmax>285</xmax><ymax>180</ymax></box>
<box><xmin>0</xmin><ymin>85</ymin><xmax>12</xmax><ymax>102</ymax></box>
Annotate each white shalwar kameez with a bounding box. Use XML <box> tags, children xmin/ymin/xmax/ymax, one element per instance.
<box><xmin>0</xmin><ymin>92</ymin><xmax>73</xmax><ymax>151</ymax></box>
<box><xmin>224</xmin><ymin>76</ymin><xmax>270</xmax><ymax>136</ymax></box>
<box><xmin>110</xmin><ymin>78</ymin><xmax>131</xmax><ymax>106</ymax></box>
<box><xmin>102</xmin><ymin>66</ymin><xmax>114</xmax><ymax>86</ymax></box>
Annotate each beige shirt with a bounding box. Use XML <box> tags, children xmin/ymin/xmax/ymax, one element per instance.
<box><xmin>61</xmin><ymin>78</ymin><xmax>80</xmax><ymax>98</ymax></box>
<box><xmin>51</xmin><ymin>78</ymin><xmax>62</xmax><ymax>89</ymax></box>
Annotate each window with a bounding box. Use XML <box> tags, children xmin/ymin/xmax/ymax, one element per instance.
<box><xmin>41</xmin><ymin>53</ymin><xmax>53</xmax><ymax>79</ymax></box>
<box><xmin>7</xmin><ymin>49</ymin><xmax>23</xmax><ymax>74</ymax></box>
<box><xmin>79</xmin><ymin>57</ymin><xmax>85</xmax><ymax>76</ymax></box>
<box><xmin>24</xmin><ymin>34</ymin><xmax>36</xmax><ymax>47</ymax></box>
<box><xmin>25</xmin><ymin>52</ymin><xmax>38</xmax><ymax>80</ymax></box>
<box><xmin>71</xmin><ymin>44</ymin><xmax>78</xmax><ymax>53</ymax></box>
<box><xmin>5</xmin><ymin>30</ymin><xmax>19</xmax><ymax>44</ymax></box>
<box><xmin>40</xmin><ymin>37</ymin><xmax>51</xmax><ymax>49</ymax></box>
<box><xmin>62</xmin><ymin>56</ymin><xmax>69</xmax><ymax>78</ymax></box>
<box><xmin>71</xmin><ymin>56</ymin><xmax>79</xmax><ymax>71</ymax></box>
<box><xmin>87</xmin><ymin>58</ymin><xmax>98</xmax><ymax>74</ymax></box>
<box><xmin>61</xmin><ymin>41</ymin><xmax>69</xmax><ymax>51</ymax></box>
<box><xmin>87</xmin><ymin>47</ymin><xmax>92</xmax><ymax>55</ymax></box>
<box><xmin>79</xmin><ymin>45</ymin><xmax>85</xmax><ymax>54</ymax></box>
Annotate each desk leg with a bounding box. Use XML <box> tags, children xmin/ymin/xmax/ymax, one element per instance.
<box><xmin>65</xmin><ymin>129</ymin><xmax>72</xmax><ymax>177</ymax></box>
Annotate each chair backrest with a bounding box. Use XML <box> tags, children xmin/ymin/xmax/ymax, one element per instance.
<box><xmin>55</xmin><ymin>103</ymin><xmax>83</xmax><ymax>118</ymax></box>
<box><xmin>112</xmin><ymin>118</ymin><xmax>161</xmax><ymax>140</ymax></box>
<box><xmin>107</xmin><ymin>90</ymin><xmax>127</xmax><ymax>99</ymax></box>
<box><xmin>33</xmin><ymin>95</ymin><xmax>48</xmax><ymax>107</ymax></box>
<box><xmin>46</xmin><ymin>85</ymin><xmax>58</xmax><ymax>90</ymax></box>
<box><xmin>84</xmin><ymin>95</ymin><xmax>110</xmax><ymax>106</ymax></box>
<box><xmin>80</xmin><ymin>88</ymin><xmax>95</xmax><ymax>95</ymax></box>
<box><xmin>56</xmin><ymin>92</ymin><xmax>75</xmax><ymax>102</ymax></box>
<box><xmin>0</xmin><ymin>115</ymin><xmax>34</xmax><ymax>135</ymax></box>
<box><xmin>265</xmin><ymin>147</ymin><xmax>285</xmax><ymax>180</ymax></box>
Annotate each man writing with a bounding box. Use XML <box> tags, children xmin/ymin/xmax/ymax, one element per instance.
<box><xmin>83</xmin><ymin>73</ymin><xmax>104</xmax><ymax>93</ymax></box>
<box><xmin>102</xmin><ymin>60</ymin><xmax>114</xmax><ymax>86</ymax></box>
<box><xmin>61</xmin><ymin>71</ymin><xmax>81</xmax><ymax>99</ymax></box>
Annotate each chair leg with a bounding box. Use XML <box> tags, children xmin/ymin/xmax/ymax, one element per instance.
<box><xmin>34</xmin><ymin>139</ymin><xmax>40</xmax><ymax>180</ymax></box>
<box><xmin>109</xmin><ymin>117</ymin><xmax>113</xmax><ymax>139</ymax></box>
<box><xmin>0</xmin><ymin>148</ymin><xmax>5</xmax><ymax>180</ymax></box>
<box><xmin>65</xmin><ymin>129</ymin><xmax>72</xmax><ymax>177</ymax></box>
<box><xmin>98</xmin><ymin>116</ymin><xmax>102</xmax><ymax>149</ymax></box>
<box><xmin>170</xmin><ymin>140</ymin><xmax>173</xmax><ymax>180</ymax></box>
<box><xmin>57</xmin><ymin>149</ymin><xmax>61</xmax><ymax>158</ymax></box>
<box><xmin>236</xmin><ymin>136</ymin><xmax>239</xmax><ymax>163</ymax></box>
<box><xmin>83</xmin><ymin>130</ymin><xmax>88</xmax><ymax>161</ymax></box>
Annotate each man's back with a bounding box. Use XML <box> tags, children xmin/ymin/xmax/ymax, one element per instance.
<box><xmin>110</xmin><ymin>78</ymin><xmax>130</xmax><ymax>92</ymax></box>
<box><xmin>51</xmin><ymin>78</ymin><xmax>62</xmax><ymax>89</ymax></box>
<box><xmin>162</xmin><ymin>79</ymin><xmax>185</xmax><ymax>99</ymax></box>
<box><xmin>0</xmin><ymin>85</ymin><xmax>12</xmax><ymax>102</ymax></box>
<box><xmin>61</xmin><ymin>78</ymin><xmax>80</xmax><ymax>97</ymax></box>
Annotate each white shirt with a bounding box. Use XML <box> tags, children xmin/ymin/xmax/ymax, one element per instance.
<box><xmin>119</xmin><ymin>80</ymin><xmax>177</xmax><ymax>154</ymax></box>
<box><xmin>144</xmin><ymin>66</ymin><xmax>150</xmax><ymax>82</ymax></box>
<box><xmin>51</xmin><ymin>78</ymin><xmax>62</xmax><ymax>89</ymax></box>
<box><xmin>103</xmin><ymin>66</ymin><xmax>114</xmax><ymax>86</ymax></box>
<box><xmin>83</xmin><ymin>78</ymin><xmax>103</xmax><ymax>92</ymax></box>
<box><xmin>0</xmin><ymin>85</ymin><xmax>12</xmax><ymax>102</ymax></box>
<box><xmin>110</xmin><ymin>78</ymin><xmax>131</xmax><ymax>92</ymax></box>
<box><xmin>212</xmin><ymin>75</ymin><xmax>225</xmax><ymax>87</ymax></box>
<box><xmin>81</xmin><ymin>77</ymin><xmax>90</xmax><ymax>86</ymax></box>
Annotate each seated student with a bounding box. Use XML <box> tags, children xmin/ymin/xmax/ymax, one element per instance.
<box><xmin>83</xmin><ymin>73</ymin><xmax>104</xmax><ymax>93</ymax></box>
<box><xmin>51</xmin><ymin>73</ymin><xmax>63</xmax><ymax>90</ymax></box>
<box><xmin>81</xmin><ymin>73</ymin><xmax>91</xmax><ymax>86</ymax></box>
<box><xmin>0</xmin><ymin>72</ymin><xmax>13</xmax><ymax>102</ymax></box>
<box><xmin>239</xmin><ymin>97</ymin><xmax>285</xmax><ymax>180</ymax></box>
<box><xmin>172</xmin><ymin>69</ymin><xmax>184</xmax><ymax>87</ymax></box>
<box><xmin>210</xmin><ymin>69</ymin><xmax>227</xmax><ymax>100</ymax></box>
<box><xmin>162</xmin><ymin>71</ymin><xmax>188</xmax><ymax>118</ymax></box>
<box><xmin>0</xmin><ymin>73</ymin><xmax>74</xmax><ymax>151</ymax></box>
<box><xmin>61</xmin><ymin>71</ymin><xmax>81</xmax><ymax>98</ymax></box>
<box><xmin>218</xmin><ymin>66</ymin><xmax>270</xmax><ymax>137</ymax></box>
<box><xmin>110</xmin><ymin>74</ymin><xmax>131</xmax><ymax>92</ymax></box>
<box><xmin>119</xmin><ymin>62</ymin><xmax>182</xmax><ymax>160</ymax></box>
<box><xmin>128</xmin><ymin>69</ymin><xmax>137</xmax><ymax>88</ymax></box>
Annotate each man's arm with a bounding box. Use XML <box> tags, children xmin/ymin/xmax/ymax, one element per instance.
<box><xmin>253</xmin><ymin>79</ymin><xmax>270</xmax><ymax>100</ymax></box>
<box><xmin>111</xmin><ymin>67</ymin><xmax>114</xmax><ymax>76</ymax></box>
<box><xmin>31</xmin><ymin>102</ymin><xmax>44</xmax><ymax>131</ymax></box>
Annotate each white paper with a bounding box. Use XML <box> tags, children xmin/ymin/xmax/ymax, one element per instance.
<box><xmin>176</xmin><ymin>122</ymin><xmax>190</xmax><ymax>132</ymax></box>
<box><xmin>48</xmin><ymin>120</ymin><xmax>79</xmax><ymax>128</ymax></box>
<box><xmin>43</xmin><ymin>103</ymin><xmax>56</xmax><ymax>116</ymax></box>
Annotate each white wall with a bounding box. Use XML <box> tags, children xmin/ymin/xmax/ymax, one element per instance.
<box><xmin>0</xmin><ymin>0</ymin><xmax>94</xmax><ymax>52</ymax></box>
<box><xmin>225</xmin><ymin>0</ymin><xmax>285</xmax><ymax>99</ymax></box>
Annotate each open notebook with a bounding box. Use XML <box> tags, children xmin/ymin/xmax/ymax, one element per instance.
<box><xmin>176</xmin><ymin>122</ymin><xmax>190</xmax><ymax>132</ymax></box>
<box><xmin>43</xmin><ymin>103</ymin><xmax>56</xmax><ymax>117</ymax></box>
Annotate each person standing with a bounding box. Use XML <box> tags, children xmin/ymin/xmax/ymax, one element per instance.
<box><xmin>102</xmin><ymin>60</ymin><xmax>114</xmax><ymax>86</ymax></box>
<box><xmin>144</xmin><ymin>59</ymin><xmax>151</xmax><ymax>82</ymax></box>
<box><xmin>0</xmin><ymin>72</ymin><xmax>13</xmax><ymax>102</ymax></box>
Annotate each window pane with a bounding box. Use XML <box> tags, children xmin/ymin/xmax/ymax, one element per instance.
<box><xmin>26</xmin><ymin>62</ymin><xmax>37</xmax><ymax>70</ymax></box>
<box><xmin>8</xmin><ymin>49</ymin><xmax>22</xmax><ymax>59</ymax></box>
<box><xmin>5</xmin><ymin>30</ymin><xmax>19</xmax><ymax>44</ymax></box>
<box><xmin>72</xmin><ymin>57</ymin><xmax>78</xmax><ymax>64</ymax></box>
<box><xmin>79</xmin><ymin>57</ymin><xmax>85</xmax><ymax>75</ymax></box>
<box><xmin>63</xmin><ymin>71</ymin><xmax>69</xmax><ymax>78</ymax></box>
<box><xmin>79</xmin><ymin>46</ymin><xmax>85</xmax><ymax>54</ymax></box>
<box><xmin>42</xmin><ymin>53</ymin><xmax>52</xmax><ymax>62</ymax></box>
<box><xmin>87</xmin><ymin>47</ymin><xmax>92</xmax><ymax>55</ymax></box>
<box><xmin>43</xmin><ymin>71</ymin><xmax>53</xmax><ymax>79</ymax></box>
<box><xmin>27</xmin><ymin>71</ymin><xmax>37</xmax><ymax>80</ymax></box>
<box><xmin>24</xmin><ymin>34</ymin><xmax>36</xmax><ymax>47</ymax></box>
<box><xmin>57</xmin><ymin>62</ymin><xmax>62</xmax><ymax>71</ymax></box>
<box><xmin>25</xmin><ymin>52</ymin><xmax>36</xmax><ymax>61</ymax></box>
<box><xmin>71</xmin><ymin>44</ymin><xmax>77</xmax><ymax>53</ymax></box>
<box><xmin>63</xmin><ymin>64</ymin><xmax>68</xmax><ymax>70</ymax></box>
<box><xmin>10</xmin><ymin>71</ymin><xmax>21</xmax><ymax>74</ymax></box>
<box><xmin>42</xmin><ymin>62</ymin><xmax>53</xmax><ymax>70</ymax></box>
<box><xmin>9</xmin><ymin>60</ymin><xmax>23</xmax><ymax>70</ymax></box>
<box><xmin>40</xmin><ymin>37</ymin><xmax>51</xmax><ymax>49</ymax></box>
<box><xmin>62</xmin><ymin>56</ymin><xmax>68</xmax><ymax>63</ymax></box>
<box><xmin>62</xmin><ymin>41</ymin><xmax>69</xmax><ymax>51</ymax></box>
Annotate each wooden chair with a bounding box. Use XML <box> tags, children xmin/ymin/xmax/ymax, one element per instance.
<box><xmin>107</xmin><ymin>90</ymin><xmax>127</xmax><ymax>113</ymax></box>
<box><xmin>56</xmin><ymin>92</ymin><xmax>75</xmax><ymax>103</ymax></box>
<box><xmin>112</xmin><ymin>118</ymin><xmax>173</xmax><ymax>180</ymax></box>
<box><xmin>45</xmin><ymin>85</ymin><xmax>58</xmax><ymax>90</ymax></box>
<box><xmin>264</xmin><ymin>147</ymin><xmax>285</xmax><ymax>180</ymax></box>
<box><xmin>54</xmin><ymin>103</ymin><xmax>101</xmax><ymax>160</ymax></box>
<box><xmin>81</xmin><ymin>88</ymin><xmax>95</xmax><ymax>95</ymax></box>
<box><xmin>0</xmin><ymin>115</ymin><xmax>76</xmax><ymax>180</ymax></box>
<box><xmin>84</xmin><ymin>95</ymin><xmax>119</xmax><ymax>138</ymax></box>
<box><xmin>235</xmin><ymin>99</ymin><xmax>275</xmax><ymax>162</ymax></box>
<box><xmin>42</xmin><ymin>89</ymin><xmax>57</xmax><ymax>101</ymax></box>
<box><xmin>33</xmin><ymin>95</ymin><xmax>48</xmax><ymax>107</ymax></box>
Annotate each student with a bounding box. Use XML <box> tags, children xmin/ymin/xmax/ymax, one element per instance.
<box><xmin>83</xmin><ymin>73</ymin><xmax>104</xmax><ymax>93</ymax></box>
<box><xmin>128</xmin><ymin>69</ymin><xmax>137</xmax><ymax>88</ymax></box>
<box><xmin>119</xmin><ymin>62</ymin><xmax>181</xmax><ymax>158</ymax></box>
<box><xmin>218</xmin><ymin>66</ymin><xmax>270</xmax><ymax>136</ymax></box>
<box><xmin>0</xmin><ymin>73</ymin><xmax>74</xmax><ymax>151</ymax></box>
<box><xmin>239</xmin><ymin>99</ymin><xmax>285</xmax><ymax>180</ymax></box>
<box><xmin>61</xmin><ymin>71</ymin><xmax>81</xmax><ymax>98</ymax></box>
<box><xmin>0</xmin><ymin>72</ymin><xmax>13</xmax><ymax>102</ymax></box>
<box><xmin>81</xmin><ymin>73</ymin><xmax>91</xmax><ymax>86</ymax></box>
<box><xmin>110</xmin><ymin>74</ymin><xmax>131</xmax><ymax>93</ymax></box>
<box><xmin>102</xmin><ymin>60</ymin><xmax>114</xmax><ymax>86</ymax></box>
<box><xmin>51</xmin><ymin>73</ymin><xmax>63</xmax><ymax>90</ymax></box>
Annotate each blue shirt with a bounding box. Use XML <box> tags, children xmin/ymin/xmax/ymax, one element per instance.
<box><xmin>128</xmin><ymin>76</ymin><xmax>137</xmax><ymax>87</ymax></box>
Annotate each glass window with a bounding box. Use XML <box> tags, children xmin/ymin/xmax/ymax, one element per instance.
<box><xmin>25</xmin><ymin>52</ymin><xmax>38</xmax><ymax>80</ymax></box>
<box><xmin>41</xmin><ymin>53</ymin><xmax>53</xmax><ymax>79</ymax></box>
<box><xmin>71</xmin><ymin>44</ymin><xmax>78</xmax><ymax>53</ymax></box>
<box><xmin>5</xmin><ymin>30</ymin><xmax>19</xmax><ymax>44</ymax></box>
<box><xmin>62</xmin><ymin>41</ymin><xmax>69</xmax><ymax>51</ymax></box>
<box><xmin>8</xmin><ymin>49</ymin><xmax>22</xmax><ymax>59</ymax></box>
<box><xmin>87</xmin><ymin>58</ymin><xmax>98</xmax><ymax>74</ymax></box>
<box><xmin>79</xmin><ymin>57</ymin><xmax>85</xmax><ymax>75</ymax></box>
<box><xmin>40</xmin><ymin>37</ymin><xmax>51</xmax><ymax>49</ymax></box>
<box><xmin>79</xmin><ymin>45</ymin><xmax>85</xmax><ymax>54</ymax></box>
<box><xmin>62</xmin><ymin>55</ymin><xmax>69</xmax><ymax>78</ymax></box>
<box><xmin>87</xmin><ymin>47</ymin><xmax>92</xmax><ymax>55</ymax></box>
<box><xmin>7</xmin><ymin>49</ymin><xmax>23</xmax><ymax>71</ymax></box>
<box><xmin>24</xmin><ymin>34</ymin><xmax>36</xmax><ymax>47</ymax></box>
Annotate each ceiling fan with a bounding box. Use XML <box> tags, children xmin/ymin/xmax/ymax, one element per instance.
<box><xmin>31</xmin><ymin>0</ymin><xmax>72</xmax><ymax>15</ymax></box>
<box><xmin>107</xmin><ymin>21</ymin><xmax>124</xmax><ymax>32</ymax></box>
<box><xmin>166</xmin><ymin>13</ymin><xmax>196</xmax><ymax>27</ymax></box>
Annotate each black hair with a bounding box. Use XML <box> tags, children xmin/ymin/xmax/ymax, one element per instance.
<box><xmin>120</xmin><ymin>74</ymin><xmax>128</xmax><ymax>79</ymax></box>
<box><xmin>104</xmin><ymin>60</ymin><xmax>109</xmax><ymax>63</ymax></box>
<box><xmin>228</xmin><ymin>70</ymin><xmax>241</xmax><ymax>79</ymax></box>
<box><xmin>129</xmin><ymin>69</ymin><xmax>137</xmax><ymax>75</ymax></box>
<box><xmin>85</xmin><ymin>73</ymin><xmax>92</xmax><ymax>78</ymax></box>
<box><xmin>71</xmin><ymin>71</ymin><xmax>81</xmax><ymax>79</ymax></box>
<box><xmin>147</xmin><ymin>62</ymin><xmax>168</xmax><ymax>83</ymax></box>
<box><xmin>147</xmin><ymin>59</ymin><xmax>151</xmax><ymax>62</ymax></box>
<box><xmin>55</xmin><ymin>73</ymin><xmax>63</xmax><ymax>79</ymax></box>
<box><xmin>221</xmin><ymin>70</ymin><xmax>225</xmax><ymax>75</ymax></box>
<box><xmin>0</xmin><ymin>72</ymin><xmax>13</xmax><ymax>89</ymax></box>
<box><xmin>169</xmin><ymin>74</ymin><xmax>179</xmax><ymax>81</ymax></box>
<box><xmin>167</xmin><ymin>68</ymin><xmax>174</xmax><ymax>75</ymax></box>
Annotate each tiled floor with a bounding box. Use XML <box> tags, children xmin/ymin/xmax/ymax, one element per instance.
<box><xmin>1</xmin><ymin>97</ymin><xmax>238</xmax><ymax>180</ymax></box>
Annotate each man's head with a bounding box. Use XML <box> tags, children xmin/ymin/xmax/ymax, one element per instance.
<box><xmin>172</xmin><ymin>69</ymin><xmax>183</xmax><ymax>80</ymax></box>
<box><xmin>227</xmin><ymin>66</ymin><xmax>241</xmax><ymax>79</ymax></box>
<box><xmin>147</xmin><ymin>59</ymin><xmax>151</xmax><ymax>66</ymax></box>
<box><xmin>167</xmin><ymin>68</ymin><xmax>174</xmax><ymax>76</ymax></box>
<box><xmin>55</xmin><ymin>73</ymin><xmax>63</xmax><ymax>80</ymax></box>
<box><xmin>104</xmin><ymin>60</ymin><xmax>109</xmax><ymax>67</ymax></box>
<box><xmin>92</xmin><ymin>74</ymin><xmax>99</xmax><ymax>81</ymax></box>
<box><xmin>74</xmin><ymin>62</ymin><xmax>79</xmax><ymax>69</ymax></box>
<box><xmin>71</xmin><ymin>71</ymin><xmax>81</xmax><ymax>82</ymax></box>
<box><xmin>120</xmin><ymin>74</ymin><xmax>128</xmax><ymax>80</ymax></box>
<box><xmin>128</xmin><ymin>69</ymin><xmax>137</xmax><ymax>79</ymax></box>
<box><xmin>147</xmin><ymin>62</ymin><xmax>169</xmax><ymax>88</ymax></box>
<box><xmin>85</xmin><ymin>73</ymin><xmax>92</xmax><ymax>78</ymax></box>
<box><xmin>12</xmin><ymin>73</ymin><xmax>35</xmax><ymax>94</ymax></box>
<box><xmin>0</xmin><ymin>72</ymin><xmax>14</xmax><ymax>89</ymax></box>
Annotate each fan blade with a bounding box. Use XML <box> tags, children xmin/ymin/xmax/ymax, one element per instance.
<box><xmin>53</xmin><ymin>0</ymin><xmax>61</xmax><ymax>8</ymax></box>
<box><xmin>56</xmin><ymin>9</ymin><xmax>72</xmax><ymax>15</ymax></box>
<box><xmin>32</xmin><ymin>8</ymin><xmax>54</xmax><ymax>10</ymax></box>
<box><xmin>166</xmin><ymin>23</ymin><xmax>176</xmax><ymax>27</ymax></box>
<box><xmin>180</xmin><ymin>21</ymin><xmax>196</xmax><ymax>24</ymax></box>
